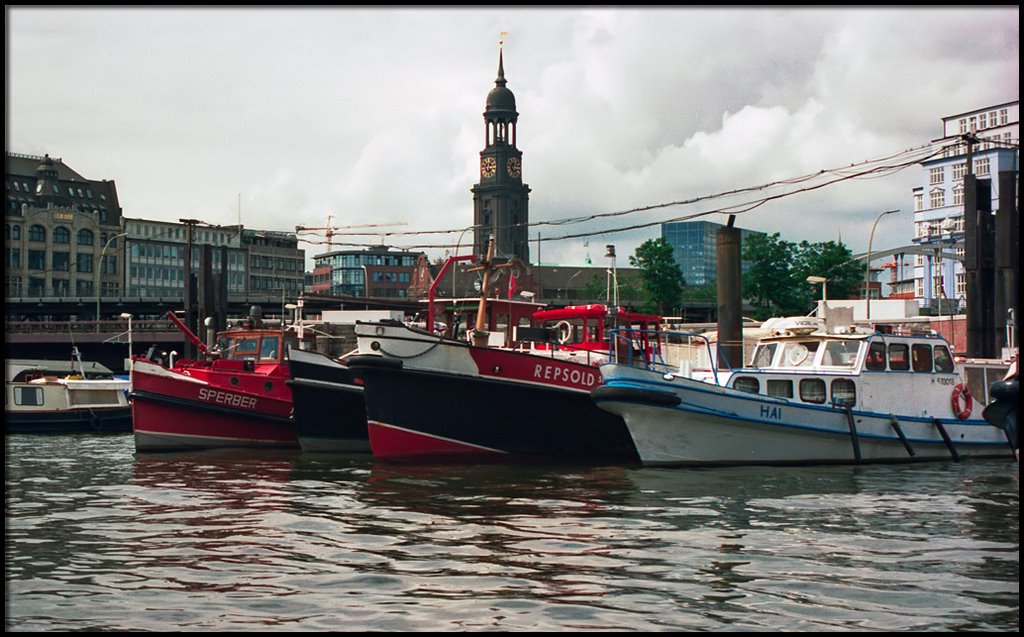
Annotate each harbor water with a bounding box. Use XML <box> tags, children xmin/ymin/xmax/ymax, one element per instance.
<box><xmin>5</xmin><ymin>433</ymin><xmax>1019</xmax><ymax>632</ymax></box>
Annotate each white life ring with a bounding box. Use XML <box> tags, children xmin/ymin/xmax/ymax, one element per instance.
<box><xmin>555</xmin><ymin>320</ymin><xmax>573</xmax><ymax>345</ymax></box>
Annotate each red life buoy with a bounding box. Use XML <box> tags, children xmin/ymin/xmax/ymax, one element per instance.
<box><xmin>951</xmin><ymin>383</ymin><xmax>973</xmax><ymax>420</ymax></box>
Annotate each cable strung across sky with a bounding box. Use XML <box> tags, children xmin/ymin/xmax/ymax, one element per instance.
<box><xmin>297</xmin><ymin>139</ymin><xmax>968</xmax><ymax>252</ymax></box>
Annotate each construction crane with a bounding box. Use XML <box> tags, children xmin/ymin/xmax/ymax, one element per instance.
<box><xmin>295</xmin><ymin>214</ymin><xmax>408</xmax><ymax>249</ymax></box>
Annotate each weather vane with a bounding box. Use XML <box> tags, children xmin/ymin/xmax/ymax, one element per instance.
<box><xmin>499</xmin><ymin>31</ymin><xmax>508</xmax><ymax>48</ymax></box>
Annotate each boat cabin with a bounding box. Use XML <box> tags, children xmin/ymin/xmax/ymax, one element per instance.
<box><xmin>529</xmin><ymin>305</ymin><xmax>663</xmax><ymax>362</ymax></box>
<box><xmin>728</xmin><ymin>327</ymin><xmax>967</xmax><ymax>416</ymax></box>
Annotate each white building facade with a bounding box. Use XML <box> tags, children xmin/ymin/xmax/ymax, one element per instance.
<box><xmin>912</xmin><ymin>100</ymin><xmax>1019</xmax><ymax>314</ymax></box>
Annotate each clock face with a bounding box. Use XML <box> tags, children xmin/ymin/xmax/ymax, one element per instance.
<box><xmin>507</xmin><ymin>157</ymin><xmax>522</xmax><ymax>178</ymax></box>
<box><xmin>481</xmin><ymin>156</ymin><xmax>497</xmax><ymax>178</ymax></box>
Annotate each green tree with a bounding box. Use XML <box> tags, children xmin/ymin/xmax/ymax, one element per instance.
<box><xmin>742</xmin><ymin>232</ymin><xmax>799</xmax><ymax>320</ymax></box>
<box><xmin>628</xmin><ymin>238</ymin><xmax>685</xmax><ymax>315</ymax></box>
<box><xmin>743</xmin><ymin>233</ymin><xmax>865</xmax><ymax>320</ymax></box>
<box><xmin>792</xmin><ymin>240</ymin><xmax>864</xmax><ymax>304</ymax></box>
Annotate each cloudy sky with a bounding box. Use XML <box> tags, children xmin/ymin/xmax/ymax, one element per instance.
<box><xmin>7</xmin><ymin>6</ymin><xmax>1019</xmax><ymax>268</ymax></box>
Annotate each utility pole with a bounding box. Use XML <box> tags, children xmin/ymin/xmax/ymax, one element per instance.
<box><xmin>179</xmin><ymin>218</ymin><xmax>202</xmax><ymax>359</ymax></box>
<box><xmin>962</xmin><ymin>130</ymin><xmax>997</xmax><ymax>358</ymax></box>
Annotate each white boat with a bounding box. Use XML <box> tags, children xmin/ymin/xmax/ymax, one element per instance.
<box><xmin>6</xmin><ymin>354</ymin><xmax>132</xmax><ymax>434</ymax></box>
<box><xmin>592</xmin><ymin>319</ymin><xmax>1016</xmax><ymax>466</ymax></box>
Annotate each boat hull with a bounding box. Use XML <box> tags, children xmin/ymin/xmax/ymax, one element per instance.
<box><xmin>286</xmin><ymin>348</ymin><xmax>369</xmax><ymax>452</ymax></box>
<box><xmin>594</xmin><ymin>363</ymin><xmax>1016</xmax><ymax>467</ymax></box>
<box><xmin>6</xmin><ymin>407</ymin><xmax>132</xmax><ymax>434</ymax></box>
<box><xmin>349</xmin><ymin>354</ymin><xmax>639</xmax><ymax>464</ymax></box>
<box><xmin>131</xmin><ymin>359</ymin><xmax>297</xmax><ymax>452</ymax></box>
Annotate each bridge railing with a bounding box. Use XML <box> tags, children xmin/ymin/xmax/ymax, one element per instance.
<box><xmin>4</xmin><ymin>319</ymin><xmax>180</xmax><ymax>335</ymax></box>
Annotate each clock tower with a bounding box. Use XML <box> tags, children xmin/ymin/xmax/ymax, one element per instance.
<box><xmin>472</xmin><ymin>46</ymin><xmax>530</xmax><ymax>263</ymax></box>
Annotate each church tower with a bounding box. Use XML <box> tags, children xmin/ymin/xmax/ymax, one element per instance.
<box><xmin>472</xmin><ymin>45</ymin><xmax>530</xmax><ymax>263</ymax></box>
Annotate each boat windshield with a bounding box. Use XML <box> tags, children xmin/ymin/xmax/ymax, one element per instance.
<box><xmin>820</xmin><ymin>340</ymin><xmax>862</xmax><ymax>368</ymax></box>
<box><xmin>778</xmin><ymin>341</ymin><xmax>820</xmax><ymax>367</ymax></box>
<box><xmin>751</xmin><ymin>343</ymin><xmax>778</xmax><ymax>368</ymax></box>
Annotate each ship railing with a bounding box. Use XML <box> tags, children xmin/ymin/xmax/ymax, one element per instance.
<box><xmin>608</xmin><ymin>327</ymin><xmax>730</xmax><ymax>385</ymax></box>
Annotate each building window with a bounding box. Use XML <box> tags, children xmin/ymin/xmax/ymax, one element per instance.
<box><xmin>974</xmin><ymin>158</ymin><xmax>989</xmax><ymax>176</ymax></box>
<box><xmin>929</xmin><ymin>167</ymin><xmax>943</xmax><ymax>185</ymax></box>
<box><xmin>952</xmin><ymin>185</ymin><xmax>963</xmax><ymax>206</ymax></box>
<box><xmin>978</xmin><ymin>112</ymin><xmax>987</xmax><ymax>129</ymax></box>
<box><xmin>914</xmin><ymin>193</ymin><xmax>923</xmax><ymax>211</ymax></box>
<box><xmin>53</xmin><ymin>252</ymin><xmax>70</xmax><ymax>272</ymax></box>
<box><xmin>952</xmin><ymin>162</ymin><xmax>967</xmax><ymax>180</ymax></box>
<box><xmin>53</xmin><ymin>226</ymin><xmax>71</xmax><ymax>244</ymax></box>
<box><xmin>77</xmin><ymin>253</ymin><xmax>94</xmax><ymax>274</ymax></box>
<box><xmin>28</xmin><ymin>225</ymin><xmax>46</xmax><ymax>242</ymax></box>
<box><xmin>999</xmin><ymin>108</ymin><xmax>1008</xmax><ymax>125</ymax></box>
<box><xmin>28</xmin><ymin>250</ymin><xmax>46</xmax><ymax>270</ymax></box>
<box><xmin>958</xmin><ymin>118</ymin><xmax>967</xmax><ymax>134</ymax></box>
<box><xmin>52</xmin><ymin>278</ymin><xmax>69</xmax><ymax>297</ymax></box>
<box><xmin>77</xmin><ymin>229</ymin><xmax>94</xmax><ymax>246</ymax></box>
<box><xmin>929</xmin><ymin>189</ymin><xmax>945</xmax><ymax>208</ymax></box>
<box><xmin>955</xmin><ymin>272</ymin><xmax>966</xmax><ymax>297</ymax></box>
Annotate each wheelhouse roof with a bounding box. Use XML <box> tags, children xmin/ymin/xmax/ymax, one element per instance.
<box><xmin>533</xmin><ymin>304</ymin><xmax>661</xmax><ymax>323</ymax></box>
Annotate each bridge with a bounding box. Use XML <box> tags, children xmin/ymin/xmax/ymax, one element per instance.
<box><xmin>4</xmin><ymin>293</ymin><xmax>422</xmax><ymax>373</ymax></box>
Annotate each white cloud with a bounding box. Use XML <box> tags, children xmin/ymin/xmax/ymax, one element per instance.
<box><xmin>7</xmin><ymin>6</ymin><xmax>1018</xmax><ymax>269</ymax></box>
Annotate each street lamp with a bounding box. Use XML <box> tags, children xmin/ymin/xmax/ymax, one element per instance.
<box><xmin>864</xmin><ymin>209</ymin><xmax>899</xmax><ymax>320</ymax></box>
<box><xmin>605</xmin><ymin>245</ymin><xmax>618</xmax><ymax>307</ymax></box>
<box><xmin>806</xmin><ymin>276</ymin><xmax>828</xmax><ymax>317</ymax></box>
<box><xmin>119</xmin><ymin>312</ymin><xmax>133</xmax><ymax>386</ymax></box>
<box><xmin>96</xmin><ymin>232</ymin><xmax>127</xmax><ymax>332</ymax></box>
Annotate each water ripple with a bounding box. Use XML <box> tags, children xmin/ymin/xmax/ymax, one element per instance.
<box><xmin>5</xmin><ymin>435</ymin><xmax>1018</xmax><ymax>631</ymax></box>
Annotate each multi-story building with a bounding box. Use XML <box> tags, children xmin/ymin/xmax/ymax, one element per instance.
<box><xmin>661</xmin><ymin>220</ymin><xmax>765</xmax><ymax>287</ymax></box>
<box><xmin>242</xmin><ymin>228</ymin><xmax>305</xmax><ymax>298</ymax></box>
<box><xmin>912</xmin><ymin>100</ymin><xmax>1019</xmax><ymax>313</ymax></box>
<box><xmin>5</xmin><ymin>153</ymin><xmax>126</xmax><ymax>300</ymax></box>
<box><xmin>312</xmin><ymin>246</ymin><xmax>422</xmax><ymax>298</ymax></box>
<box><xmin>125</xmin><ymin>221</ymin><xmax>304</xmax><ymax>299</ymax></box>
<box><xmin>123</xmin><ymin>217</ymin><xmax>249</xmax><ymax>298</ymax></box>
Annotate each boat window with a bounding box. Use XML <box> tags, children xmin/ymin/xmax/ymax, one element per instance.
<box><xmin>821</xmin><ymin>340</ymin><xmax>861</xmax><ymax>367</ymax></box>
<box><xmin>766</xmin><ymin>379</ymin><xmax>793</xmax><ymax>398</ymax></box>
<box><xmin>781</xmin><ymin>341</ymin><xmax>819</xmax><ymax>367</ymax></box>
<box><xmin>888</xmin><ymin>343</ymin><xmax>910</xmax><ymax>371</ymax></box>
<box><xmin>14</xmin><ymin>386</ymin><xmax>44</xmax><ymax>406</ymax></box>
<box><xmin>799</xmin><ymin>378</ymin><xmax>826</xmax><ymax>404</ymax></box>
<box><xmin>911</xmin><ymin>344</ymin><xmax>933</xmax><ymax>373</ymax></box>
<box><xmin>751</xmin><ymin>343</ymin><xmax>777</xmax><ymax>368</ymax></box>
<box><xmin>865</xmin><ymin>341</ymin><xmax>886</xmax><ymax>370</ymax></box>
<box><xmin>259</xmin><ymin>337</ymin><xmax>280</xmax><ymax>361</ymax></box>
<box><xmin>733</xmin><ymin>376</ymin><xmax>760</xmax><ymax>394</ymax></box>
<box><xmin>232</xmin><ymin>337</ymin><xmax>259</xmax><ymax>361</ymax></box>
<box><xmin>68</xmin><ymin>389</ymin><xmax>122</xmax><ymax>406</ymax></box>
<box><xmin>831</xmin><ymin>378</ymin><xmax>857</xmax><ymax>407</ymax></box>
<box><xmin>933</xmin><ymin>345</ymin><xmax>954</xmax><ymax>373</ymax></box>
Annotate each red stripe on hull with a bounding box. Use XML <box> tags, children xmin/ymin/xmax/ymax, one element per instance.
<box><xmin>368</xmin><ymin>420</ymin><xmax>506</xmax><ymax>461</ymax></box>
<box><xmin>468</xmin><ymin>348</ymin><xmax>603</xmax><ymax>391</ymax></box>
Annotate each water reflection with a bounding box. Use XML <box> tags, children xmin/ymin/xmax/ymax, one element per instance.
<box><xmin>5</xmin><ymin>435</ymin><xmax>1019</xmax><ymax>632</ymax></box>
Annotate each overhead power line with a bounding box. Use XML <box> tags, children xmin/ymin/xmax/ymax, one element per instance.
<box><xmin>294</xmin><ymin>139</ymin><xmax>960</xmax><ymax>252</ymax></box>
